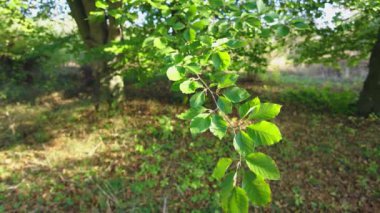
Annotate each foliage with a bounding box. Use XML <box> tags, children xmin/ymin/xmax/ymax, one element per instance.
<box><xmin>69</xmin><ymin>0</ymin><xmax>311</xmax><ymax>210</ymax></box>
<box><xmin>134</xmin><ymin>0</ymin><xmax>305</xmax><ymax>211</ymax></box>
<box><xmin>0</xmin><ymin>0</ymin><xmax>340</xmax><ymax>211</ymax></box>
<box><xmin>286</xmin><ymin>0</ymin><xmax>380</xmax><ymax>68</ymax></box>
<box><xmin>0</xmin><ymin>0</ymin><xmax>80</xmax><ymax>101</ymax></box>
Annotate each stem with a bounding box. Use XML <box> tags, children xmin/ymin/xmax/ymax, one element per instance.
<box><xmin>233</xmin><ymin>153</ymin><xmax>242</xmax><ymax>186</ymax></box>
<box><xmin>196</xmin><ymin>74</ymin><xmax>218</xmax><ymax>106</ymax></box>
<box><xmin>195</xmin><ymin>73</ymin><xmax>236</xmax><ymax>130</ymax></box>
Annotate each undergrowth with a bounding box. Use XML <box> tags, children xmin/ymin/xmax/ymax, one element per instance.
<box><xmin>280</xmin><ymin>87</ymin><xmax>357</xmax><ymax>114</ymax></box>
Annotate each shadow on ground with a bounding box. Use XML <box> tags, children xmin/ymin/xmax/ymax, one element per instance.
<box><xmin>0</xmin><ymin>76</ymin><xmax>379</xmax><ymax>212</ymax></box>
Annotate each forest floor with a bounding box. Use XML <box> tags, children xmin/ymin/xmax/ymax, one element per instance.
<box><xmin>0</xmin><ymin>72</ymin><xmax>379</xmax><ymax>212</ymax></box>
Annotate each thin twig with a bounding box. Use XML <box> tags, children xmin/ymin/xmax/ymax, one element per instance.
<box><xmin>195</xmin><ymin>73</ymin><xmax>236</xmax><ymax>131</ymax></box>
<box><xmin>162</xmin><ymin>196</ymin><xmax>168</xmax><ymax>213</ymax></box>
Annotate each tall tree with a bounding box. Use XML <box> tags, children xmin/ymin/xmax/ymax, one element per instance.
<box><xmin>358</xmin><ymin>27</ymin><xmax>380</xmax><ymax>114</ymax></box>
<box><xmin>67</xmin><ymin>0</ymin><xmax>124</xmax><ymax>109</ymax></box>
<box><xmin>288</xmin><ymin>0</ymin><xmax>380</xmax><ymax>115</ymax></box>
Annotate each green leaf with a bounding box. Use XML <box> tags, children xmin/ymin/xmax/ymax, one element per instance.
<box><xmin>249</xmin><ymin>103</ymin><xmax>281</xmax><ymax>120</ymax></box>
<box><xmin>238</xmin><ymin>97</ymin><xmax>260</xmax><ymax>118</ymax></box>
<box><xmin>173</xmin><ymin>22</ymin><xmax>185</xmax><ymax>30</ymax></box>
<box><xmin>212</xmin><ymin>52</ymin><xmax>231</xmax><ymax>71</ymax></box>
<box><xmin>238</xmin><ymin>102</ymin><xmax>251</xmax><ymax>118</ymax></box>
<box><xmin>192</xmin><ymin>19</ymin><xmax>209</xmax><ymax>30</ymax></box>
<box><xmin>212</xmin><ymin>54</ymin><xmax>222</xmax><ymax>70</ymax></box>
<box><xmin>249</xmin><ymin>97</ymin><xmax>261</xmax><ymax>106</ymax></box>
<box><xmin>210</xmin><ymin>0</ymin><xmax>224</xmax><ymax>7</ymax></box>
<box><xmin>277</xmin><ymin>25</ymin><xmax>290</xmax><ymax>37</ymax></box>
<box><xmin>257</xmin><ymin>0</ymin><xmax>266</xmax><ymax>13</ymax></box>
<box><xmin>108</xmin><ymin>9</ymin><xmax>122</xmax><ymax>19</ymax></box>
<box><xmin>190</xmin><ymin>114</ymin><xmax>211</xmax><ymax>136</ymax></box>
<box><xmin>217</xmin><ymin>52</ymin><xmax>231</xmax><ymax>70</ymax></box>
<box><xmin>89</xmin><ymin>11</ymin><xmax>105</xmax><ymax>22</ymax></box>
<box><xmin>180</xmin><ymin>80</ymin><xmax>203</xmax><ymax>94</ymax></box>
<box><xmin>233</xmin><ymin>131</ymin><xmax>254</xmax><ymax>156</ymax></box>
<box><xmin>183</xmin><ymin>28</ymin><xmax>196</xmax><ymax>42</ymax></box>
<box><xmin>153</xmin><ymin>38</ymin><xmax>166</xmax><ymax>49</ymax></box>
<box><xmin>214</xmin><ymin>73</ymin><xmax>239</xmax><ymax>89</ymax></box>
<box><xmin>217</xmin><ymin>97</ymin><xmax>233</xmax><ymax>114</ymax></box>
<box><xmin>212</xmin><ymin>38</ymin><xmax>229</xmax><ymax>48</ymax></box>
<box><xmin>264</xmin><ymin>15</ymin><xmax>275</xmax><ymax>23</ymax></box>
<box><xmin>243</xmin><ymin>2</ymin><xmax>256</xmax><ymax>10</ymax></box>
<box><xmin>242</xmin><ymin>171</ymin><xmax>271</xmax><ymax>206</ymax></box>
<box><xmin>246</xmin><ymin>121</ymin><xmax>282</xmax><ymax>146</ymax></box>
<box><xmin>220</xmin><ymin>173</ymin><xmax>234</xmax><ymax>211</ymax></box>
<box><xmin>212</xmin><ymin>158</ymin><xmax>233</xmax><ymax>180</ymax></box>
<box><xmin>245</xmin><ymin>17</ymin><xmax>261</xmax><ymax>28</ymax></box>
<box><xmin>228</xmin><ymin>187</ymin><xmax>249</xmax><ymax>213</ymax></box>
<box><xmin>260</xmin><ymin>28</ymin><xmax>271</xmax><ymax>38</ymax></box>
<box><xmin>186</xmin><ymin>5</ymin><xmax>197</xmax><ymax>17</ymax></box>
<box><xmin>171</xmin><ymin>81</ymin><xmax>181</xmax><ymax>92</ymax></box>
<box><xmin>223</xmin><ymin>87</ymin><xmax>250</xmax><ymax>103</ymax></box>
<box><xmin>95</xmin><ymin>0</ymin><xmax>108</xmax><ymax>9</ymax></box>
<box><xmin>166</xmin><ymin>66</ymin><xmax>183</xmax><ymax>81</ymax></box>
<box><xmin>147</xmin><ymin>0</ymin><xmax>169</xmax><ymax>11</ymax></box>
<box><xmin>210</xmin><ymin>114</ymin><xmax>228</xmax><ymax>139</ymax></box>
<box><xmin>190</xmin><ymin>91</ymin><xmax>206</xmax><ymax>108</ymax></box>
<box><xmin>245</xmin><ymin>152</ymin><xmax>280</xmax><ymax>180</ymax></box>
<box><xmin>185</xmin><ymin>64</ymin><xmax>201</xmax><ymax>74</ymax></box>
<box><xmin>226</xmin><ymin>39</ymin><xmax>247</xmax><ymax>49</ymax></box>
<box><xmin>294</xmin><ymin>21</ymin><xmax>309</xmax><ymax>30</ymax></box>
<box><xmin>177</xmin><ymin>106</ymin><xmax>206</xmax><ymax>120</ymax></box>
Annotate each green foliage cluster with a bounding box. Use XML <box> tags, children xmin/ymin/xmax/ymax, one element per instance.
<box><xmin>0</xmin><ymin>0</ymin><xmax>316</xmax><ymax>210</ymax></box>
<box><xmin>78</xmin><ymin>0</ymin><xmax>310</xmax><ymax>210</ymax></box>
<box><xmin>0</xmin><ymin>0</ymin><xmax>80</xmax><ymax>101</ymax></box>
<box><xmin>109</xmin><ymin>0</ymin><xmax>307</xmax><ymax>211</ymax></box>
<box><xmin>97</xmin><ymin>0</ymin><xmax>309</xmax><ymax>82</ymax></box>
<box><xmin>287</xmin><ymin>0</ymin><xmax>380</xmax><ymax>68</ymax></box>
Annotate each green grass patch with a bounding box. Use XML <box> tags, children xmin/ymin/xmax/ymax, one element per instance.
<box><xmin>280</xmin><ymin>87</ymin><xmax>357</xmax><ymax>114</ymax></box>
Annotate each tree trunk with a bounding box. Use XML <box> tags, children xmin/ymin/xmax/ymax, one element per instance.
<box><xmin>67</xmin><ymin>0</ymin><xmax>123</xmax><ymax>110</ymax></box>
<box><xmin>358</xmin><ymin>29</ymin><xmax>380</xmax><ymax>115</ymax></box>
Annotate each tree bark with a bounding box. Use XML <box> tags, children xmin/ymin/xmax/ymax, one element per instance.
<box><xmin>357</xmin><ymin>28</ymin><xmax>380</xmax><ymax>115</ymax></box>
<box><xmin>67</xmin><ymin>0</ymin><xmax>123</xmax><ymax>110</ymax></box>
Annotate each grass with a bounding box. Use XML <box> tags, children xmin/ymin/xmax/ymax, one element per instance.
<box><xmin>0</xmin><ymin>72</ymin><xmax>379</xmax><ymax>212</ymax></box>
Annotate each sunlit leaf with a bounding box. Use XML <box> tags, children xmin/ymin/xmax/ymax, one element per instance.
<box><xmin>166</xmin><ymin>66</ymin><xmax>183</xmax><ymax>81</ymax></box>
<box><xmin>246</xmin><ymin>152</ymin><xmax>280</xmax><ymax>180</ymax></box>
<box><xmin>223</xmin><ymin>87</ymin><xmax>250</xmax><ymax>103</ymax></box>
<box><xmin>183</xmin><ymin>28</ymin><xmax>196</xmax><ymax>42</ymax></box>
<box><xmin>177</xmin><ymin>106</ymin><xmax>206</xmax><ymax>120</ymax></box>
<box><xmin>228</xmin><ymin>187</ymin><xmax>249</xmax><ymax>213</ymax></box>
<box><xmin>212</xmin><ymin>158</ymin><xmax>233</xmax><ymax>180</ymax></box>
<box><xmin>190</xmin><ymin>91</ymin><xmax>206</xmax><ymax>107</ymax></box>
<box><xmin>190</xmin><ymin>113</ymin><xmax>211</xmax><ymax>136</ymax></box>
<box><xmin>180</xmin><ymin>80</ymin><xmax>203</xmax><ymax>94</ymax></box>
<box><xmin>249</xmin><ymin>103</ymin><xmax>281</xmax><ymax>120</ymax></box>
<box><xmin>210</xmin><ymin>114</ymin><xmax>228</xmax><ymax>139</ymax></box>
<box><xmin>212</xmin><ymin>52</ymin><xmax>231</xmax><ymax>70</ymax></box>
<box><xmin>243</xmin><ymin>170</ymin><xmax>271</xmax><ymax>206</ymax></box>
<box><xmin>217</xmin><ymin>96</ymin><xmax>233</xmax><ymax>114</ymax></box>
<box><xmin>233</xmin><ymin>131</ymin><xmax>254</xmax><ymax>156</ymax></box>
<box><xmin>246</xmin><ymin>121</ymin><xmax>282</xmax><ymax>146</ymax></box>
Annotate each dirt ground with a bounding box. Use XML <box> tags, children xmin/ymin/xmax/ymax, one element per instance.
<box><xmin>0</xmin><ymin>73</ymin><xmax>379</xmax><ymax>212</ymax></box>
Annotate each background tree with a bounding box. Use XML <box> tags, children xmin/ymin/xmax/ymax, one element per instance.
<box><xmin>67</xmin><ymin>0</ymin><xmax>124</xmax><ymax>109</ymax></box>
<box><xmin>0</xmin><ymin>0</ymin><xmax>77</xmax><ymax>101</ymax></box>
<box><xmin>286</xmin><ymin>0</ymin><xmax>380</xmax><ymax>115</ymax></box>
